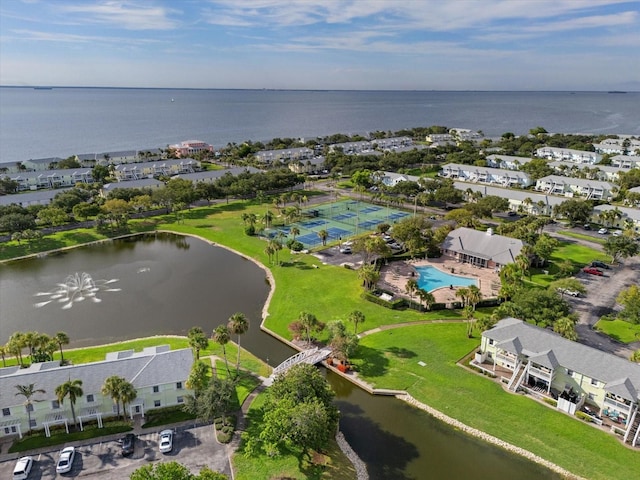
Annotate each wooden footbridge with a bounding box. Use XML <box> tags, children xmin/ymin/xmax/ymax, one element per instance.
<box><xmin>264</xmin><ymin>347</ymin><xmax>332</xmax><ymax>386</ymax></box>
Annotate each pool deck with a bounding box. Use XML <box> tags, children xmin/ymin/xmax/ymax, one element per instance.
<box><xmin>378</xmin><ymin>256</ymin><xmax>500</xmax><ymax>305</ymax></box>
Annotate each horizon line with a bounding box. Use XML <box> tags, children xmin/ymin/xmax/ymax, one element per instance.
<box><xmin>1</xmin><ymin>85</ymin><xmax>637</xmax><ymax>93</ymax></box>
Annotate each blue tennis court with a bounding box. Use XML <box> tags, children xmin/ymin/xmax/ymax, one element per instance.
<box><xmin>282</xmin><ymin>199</ymin><xmax>411</xmax><ymax>248</ymax></box>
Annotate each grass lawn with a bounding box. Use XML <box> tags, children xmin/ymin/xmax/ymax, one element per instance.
<box><xmin>9</xmin><ymin>421</ymin><xmax>132</xmax><ymax>453</ymax></box>
<box><xmin>351</xmin><ymin>323</ymin><xmax>638</xmax><ymax>480</ymax></box>
<box><xmin>141</xmin><ymin>406</ymin><xmax>196</xmax><ymax>429</ymax></box>
<box><xmin>594</xmin><ymin>319</ymin><xmax>640</xmax><ymax>344</ymax></box>
<box><xmin>558</xmin><ymin>230</ymin><xmax>607</xmax><ymax>245</ymax></box>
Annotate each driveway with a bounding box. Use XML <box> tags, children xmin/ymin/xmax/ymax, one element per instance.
<box><xmin>0</xmin><ymin>424</ymin><xmax>231</xmax><ymax>479</ymax></box>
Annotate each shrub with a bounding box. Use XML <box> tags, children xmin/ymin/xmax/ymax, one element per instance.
<box><xmin>575</xmin><ymin>411</ymin><xmax>592</xmax><ymax>422</ymax></box>
<box><xmin>244</xmin><ymin>225</ymin><xmax>255</xmax><ymax>236</ymax></box>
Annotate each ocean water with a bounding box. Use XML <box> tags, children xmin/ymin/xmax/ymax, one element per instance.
<box><xmin>1</xmin><ymin>87</ymin><xmax>639</xmax><ymax>163</ymax></box>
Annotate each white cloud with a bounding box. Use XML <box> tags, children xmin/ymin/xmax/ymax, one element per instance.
<box><xmin>56</xmin><ymin>1</ymin><xmax>179</xmax><ymax>30</ymax></box>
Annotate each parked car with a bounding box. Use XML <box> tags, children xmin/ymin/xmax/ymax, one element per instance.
<box><xmin>598</xmin><ymin>228</ymin><xmax>608</xmax><ymax>235</ymax></box>
<box><xmin>612</xmin><ymin>230</ymin><xmax>623</xmax><ymax>237</ymax></box>
<box><xmin>583</xmin><ymin>267</ymin><xmax>603</xmax><ymax>276</ymax></box>
<box><xmin>56</xmin><ymin>447</ymin><xmax>76</xmax><ymax>474</ymax></box>
<box><xmin>159</xmin><ymin>429</ymin><xmax>173</xmax><ymax>453</ymax></box>
<box><xmin>557</xmin><ymin>288</ymin><xmax>580</xmax><ymax>297</ymax></box>
<box><xmin>389</xmin><ymin>242</ymin><xmax>403</xmax><ymax>250</ymax></box>
<box><xmin>120</xmin><ymin>433</ymin><xmax>136</xmax><ymax>457</ymax></box>
<box><xmin>507</xmin><ymin>211</ymin><xmax>517</xmax><ymax>217</ymax></box>
<box><xmin>590</xmin><ymin>260</ymin><xmax>610</xmax><ymax>270</ymax></box>
<box><xmin>13</xmin><ymin>456</ymin><xmax>33</xmax><ymax>480</ymax></box>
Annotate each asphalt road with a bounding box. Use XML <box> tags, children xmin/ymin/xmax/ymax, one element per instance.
<box><xmin>0</xmin><ymin>425</ymin><xmax>231</xmax><ymax>479</ymax></box>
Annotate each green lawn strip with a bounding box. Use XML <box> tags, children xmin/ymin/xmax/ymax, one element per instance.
<box><xmin>232</xmin><ymin>393</ymin><xmax>356</xmax><ymax>480</ymax></box>
<box><xmin>352</xmin><ymin>323</ymin><xmax>637</xmax><ymax>480</ymax></box>
<box><xmin>594</xmin><ymin>319</ymin><xmax>640</xmax><ymax>344</ymax></box>
<box><xmin>558</xmin><ymin>230</ymin><xmax>607</xmax><ymax>245</ymax></box>
<box><xmin>9</xmin><ymin>422</ymin><xmax>132</xmax><ymax>453</ymax></box>
<box><xmin>60</xmin><ymin>337</ymin><xmax>190</xmax><ymax>365</ymax></box>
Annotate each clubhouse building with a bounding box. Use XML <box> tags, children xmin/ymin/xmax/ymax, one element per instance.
<box><xmin>441</xmin><ymin>227</ymin><xmax>524</xmax><ymax>269</ymax></box>
<box><xmin>0</xmin><ymin>346</ymin><xmax>193</xmax><ymax>439</ymax></box>
<box><xmin>473</xmin><ymin>318</ymin><xmax>640</xmax><ymax>447</ymax></box>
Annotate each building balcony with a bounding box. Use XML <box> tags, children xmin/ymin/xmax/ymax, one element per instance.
<box><xmin>528</xmin><ymin>365</ymin><xmax>552</xmax><ymax>381</ymax></box>
<box><xmin>604</xmin><ymin>396</ymin><xmax>632</xmax><ymax>415</ymax></box>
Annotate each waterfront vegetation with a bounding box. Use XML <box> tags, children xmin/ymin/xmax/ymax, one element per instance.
<box><xmin>1</xmin><ymin>195</ymin><xmax>636</xmax><ymax>480</ymax></box>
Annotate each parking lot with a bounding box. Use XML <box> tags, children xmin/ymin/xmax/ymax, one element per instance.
<box><xmin>0</xmin><ymin>424</ymin><xmax>231</xmax><ymax>479</ymax></box>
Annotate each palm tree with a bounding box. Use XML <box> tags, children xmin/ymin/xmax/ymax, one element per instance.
<box><xmin>358</xmin><ymin>264</ymin><xmax>379</xmax><ymax>291</ymax></box>
<box><xmin>467</xmin><ymin>285</ymin><xmax>483</xmax><ymax>311</ymax></box>
<box><xmin>417</xmin><ymin>288</ymin><xmax>436</xmax><ymax>311</ymax></box>
<box><xmin>262</xmin><ymin>210</ymin><xmax>274</xmax><ymax>228</ymax></box>
<box><xmin>405</xmin><ymin>279</ymin><xmax>418</xmax><ymax>305</ymax></box>
<box><xmin>55</xmin><ymin>378</ymin><xmax>83</xmax><ymax>429</ymax></box>
<box><xmin>298</xmin><ymin>311</ymin><xmax>323</xmax><ymax>345</ymax></box>
<box><xmin>264</xmin><ymin>243</ymin><xmax>275</xmax><ymax>264</ymax></box>
<box><xmin>119</xmin><ymin>381</ymin><xmax>138</xmax><ymax>420</ymax></box>
<box><xmin>23</xmin><ymin>331</ymin><xmax>38</xmax><ymax>363</ymax></box>
<box><xmin>213</xmin><ymin>325</ymin><xmax>231</xmax><ymax>377</ymax></box>
<box><xmin>317</xmin><ymin>229</ymin><xmax>329</xmax><ymax>246</ymax></box>
<box><xmin>290</xmin><ymin>226</ymin><xmax>300</xmax><ymax>241</ymax></box>
<box><xmin>348</xmin><ymin>310</ymin><xmax>365</xmax><ymax>335</ymax></box>
<box><xmin>455</xmin><ymin>287</ymin><xmax>470</xmax><ymax>307</ymax></box>
<box><xmin>101</xmin><ymin>375</ymin><xmax>125</xmax><ymax>419</ymax></box>
<box><xmin>8</xmin><ymin>332</ymin><xmax>26</xmax><ymax>367</ymax></box>
<box><xmin>553</xmin><ymin>316</ymin><xmax>578</xmax><ymax>341</ymax></box>
<box><xmin>0</xmin><ymin>345</ymin><xmax>7</xmax><ymax>367</ymax></box>
<box><xmin>54</xmin><ymin>332</ymin><xmax>70</xmax><ymax>364</ymax></box>
<box><xmin>15</xmin><ymin>383</ymin><xmax>46</xmax><ymax>434</ymax></box>
<box><xmin>463</xmin><ymin>305</ymin><xmax>476</xmax><ymax>337</ymax></box>
<box><xmin>187</xmin><ymin>326</ymin><xmax>209</xmax><ymax>360</ymax></box>
<box><xmin>228</xmin><ymin>312</ymin><xmax>249</xmax><ymax>378</ymax></box>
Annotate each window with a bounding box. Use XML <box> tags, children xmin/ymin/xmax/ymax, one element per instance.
<box><xmin>52</xmin><ymin>400</ymin><xmax>60</xmax><ymax>409</ymax></box>
<box><xmin>4</xmin><ymin>426</ymin><xmax>17</xmax><ymax>434</ymax></box>
<box><xmin>154</xmin><ymin>400</ymin><xmax>161</xmax><ymax>408</ymax></box>
<box><xmin>177</xmin><ymin>396</ymin><xmax>184</xmax><ymax>404</ymax></box>
<box><xmin>153</xmin><ymin>386</ymin><xmax>159</xmax><ymax>393</ymax></box>
<box><xmin>588</xmin><ymin>393</ymin><xmax>595</xmax><ymax>401</ymax></box>
<box><xmin>86</xmin><ymin>394</ymin><xmax>94</xmax><ymax>403</ymax></box>
<box><xmin>29</xmin><ymin>419</ymin><xmax>36</xmax><ymax>428</ymax></box>
<box><xmin>26</xmin><ymin>404</ymin><xmax>34</xmax><ymax>413</ymax></box>
<box><xmin>488</xmin><ymin>339</ymin><xmax>494</xmax><ymax>346</ymax></box>
<box><xmin>2</xmin><ymin>407</ymin><xmax>10</xmax><ymax>416</ymax></box>
<box><xmin>176</xmin><ymin>382</ymin><xmax>183</xmax><ymax>390</ymax></box>
<box><xmin>566</xmin><ymin>369</ymin><xmax>574</xmax><ymax>377</ymax></box>
<box><xmin>591</xmin><ymin>378</ymin><xmax>598</xmax><ymax>386</ymax></box>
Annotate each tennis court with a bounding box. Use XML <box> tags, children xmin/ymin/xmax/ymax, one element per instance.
<box><xmin>266</xmin><ymin>199</ymin><xmax>410</xmax><ymax>248</ymax></box>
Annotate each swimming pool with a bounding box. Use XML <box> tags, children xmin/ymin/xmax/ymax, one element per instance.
<box><xmin>415</xmin><ymin>265</ymin><xmax>478</xmax><ymax>292</ymax></box>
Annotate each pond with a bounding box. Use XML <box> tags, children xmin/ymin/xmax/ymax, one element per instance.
<box><xmin>0</xmin><ymin>233</ymin><xmax>560</xmax><ymax>479</ymax></box>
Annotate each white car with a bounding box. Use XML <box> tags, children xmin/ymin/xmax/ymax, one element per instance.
<box><xmin>56</xmin><ymin>446</ymin><xmax>75</xmax><ymax>474</ymax></box>
<box><xmin>159</xmin><ymin>429</ymin><xmax>173</xmax><ymax>453</ymax></box>
<box><xmin>13</xmin><ymin>456</ymin><xmax>33</xmax><ymax>480</ymax></box>
<box><xmin>612</xmin><ymin>230</ymin><xmax>622</xmax><ymax>237</ymax></box>
<box><xmin>558</xmin><ymin>288</ymin><xmax>580</xmax><ymax>297</ymax></box>
<box><xmin>598</xmin><ymin>228</ymin><xmax>608</xmax><ymax>234</ymax></box>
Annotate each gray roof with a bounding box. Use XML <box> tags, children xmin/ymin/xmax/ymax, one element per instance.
<box><xmin>441</xmin><ymin>227</ymin><xmax>524</xmax><ymax>265</ymax></box>
<box><xmin>6</xmin><ymin>168</ymin><xmax>93</xmax><ymax>180</ymax></box>
<box><xmin>549</xmin><ymin>161</ymin><xmax>623</xmax><ymax>174</ymax></box>
<box><xmin>114</xmin><ymin>158</ymin><xmax>198</xmax><ymax>172</ymax></box>
<box><xmin>0</xmin><ymin>347</ymin><xmax>193</xmax><ymax>408</ymax></box>
<box><xmin>453</xmin><ymin>182</ymin><xmax>566</xmax><ymax>207</ymax></box>
<box><xmin>485</xmin><ymin>318</ymin><xmax>640</xmax><ymax>401</ymax></box>
<box><xmin>0</xmin><ymin>189</ymin><xmax>72</xmax><ymax>206</ymax></box>
<box><xmin>486</xmin><ymin>154</ymin><xmax>534</xmax><ymax>165</ymax></box>
<box><xmin>102</xmin><ymin>179</ymin><xmax>164</xmax><ymax>192</ymax></box>
<box><xmin>593</xmin><ymin>204</ymin><xmax>640</xmax><ymax>222</ymax></box>
<box><xmin>175</xmin><ymin>167</ymin><xmax>261</xmax><ymax>181</ymax></box>
<box><xmin>536</xmin><ymin>175</ymin><xmax>613</xmax><ymax>190</ymax></box>
<box><xmin>99</xmin><ymin>150</ymin><xmax>138</xmax><ymax>158</ymax></box>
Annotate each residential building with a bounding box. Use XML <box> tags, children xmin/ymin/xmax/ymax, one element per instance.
<box><xmin>610</xmin><ymin>155</ymin><xmax>640</xmax><ymax>169</ymax></box>
<box><xmin>288</xmin><ymin>157</ymin><xmax>326</xmax><ymax>174</ymax></box>
<box><xmin>373</xmin><ymin>171</ymin><xmax>420</xmax><ymax>188</ymax></box>
<box><xmin>439</xmin><ymin>163</ymin><xmax>532</xmax><ymax>188</ymax></box>
<box><xmin>485</xmin><ymin>155</ymin><xmax>534</xmax><ymax>170</ymax></box>
<box><xmin>4</xmin><ymin>168</ymin><xmax>94</xmax><ymax>191</ymax></box>
<box><xmin>549</xmin><ymin>161</ymin><xmax>623</xmax><ymax>183</ymax></box>
<box><xmin>449</xmin><ymin>128</ymin><xmax>484</xmax><ymax>142</ymax></box>
<box><xmin>255</xmin><ymin>147</ymin><xmax>314</xmax><ymax>164</ymax></box>
<box><xmin>97</xmin><ymin>150</ymin><xmax>138</xmax><ymax>165</ymax></box>
<box><xmin>473</xmin><ymin>318</ymin><xmax>640</xmax><ymax>446</ymax></box>
<box><xmin>174</xmin><ymin>167</ymin><xmax>262</xmax><ymax>184</ymax></box>
<box><xmin>591</xmin><ymin>205</ymin><xmax>640</xmax><ymax>233</ymax></box>
<box><xmin>536</xmin><ymin>147</ymin><xmax>601</xmax><ymax>165</ymax></box>
<box><xmin>100</xmin><ymin>178</ymin><xmax>164</xmax><ymax>198</ymax></box>
<box><xmin>453</xmin><ymin>182</ymin><xmax>563</xmax><ymax>216</ymax></box>
<box><xmin>0</xmin><ymin>189</ymin><xmax>72</xmax><ymax>207</ymax></box>
<box><xmin>22</xmin><ymin>158</ymin><xmax>63</xmax><ymax>171</ymax></box>
<box><xmin>113</xmin><ymin>159</ymin><xmax>199</xmax><ymax>182</ymax></box>
<box><xmin>534</xmin><ymin>175</ymin><xmax>614</xmax><ymax>200</ymax></box>
<box><xmin>328</xmin><ymin>141</ymin><xmax>372</xmax><ymax>155</ymax></box>
<box><xmin>425</xmin><ymin>133</ymin><xmax>454</xmax><ymax>144</ymax></box>
<box><xmin>440</xmin><ymin>227</ymin><xmax>524</xmax><ymax>268</ymax></box>
<box><xmin>594</xmin><ymin>138</ymin><xmax>640</xmax><ymax>156</ymax></box>
<box><xmin>167</xmin><ymin>140</ymin><xmax>214</xmax><ymax>158</ymax></box>
<box><xmin>0</xmin><ymin>346</ymin><xmax>193</xmax><ymax>439</ymax></box>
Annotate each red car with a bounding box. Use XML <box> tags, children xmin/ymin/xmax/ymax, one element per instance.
<box><xmin>583</xmin><ymin>267</ymin><xmax>603</xmax><ymax>276</ymax></box>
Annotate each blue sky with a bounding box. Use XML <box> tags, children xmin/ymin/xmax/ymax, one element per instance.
<box><xmin>1</xmin><ymin>0</ymin><xmax>639</xmax><ymax>90</ymax></box>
